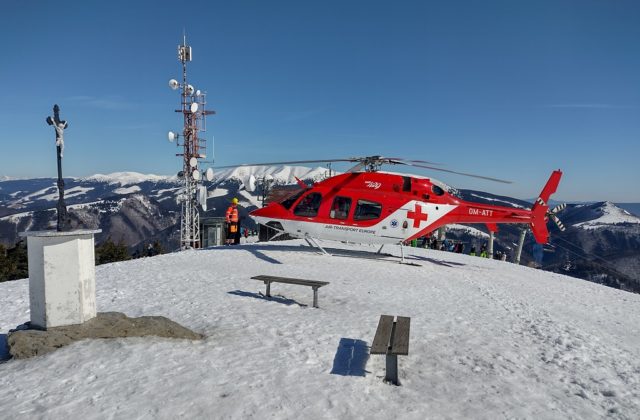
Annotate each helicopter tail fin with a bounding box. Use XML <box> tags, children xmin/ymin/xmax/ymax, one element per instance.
<box><xmin>529</xmin><ymin>170</ymin><xmax>563</xmax><ymax>244</ymax></box>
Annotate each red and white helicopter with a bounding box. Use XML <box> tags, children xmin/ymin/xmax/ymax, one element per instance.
<box><xmin>220</xmin><ymin>156</ymin><xmax>565</xmax><ymax>257</ymax></box>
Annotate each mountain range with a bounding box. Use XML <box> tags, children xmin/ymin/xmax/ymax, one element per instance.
<box><xmin>1</xmin><ymin>167</ymin><xmax>639</xmax><ymax>292</ymax></box>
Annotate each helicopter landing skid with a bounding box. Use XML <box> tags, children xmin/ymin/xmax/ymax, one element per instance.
<box><xmin>304</xmin><ymin>236</ymin><xmax>330</xmax><ymax>255</ymax></box>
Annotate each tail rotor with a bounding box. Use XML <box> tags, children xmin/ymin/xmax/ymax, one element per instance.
<box><xmin>548</xmin><ymin>203</ymin><xmax>566</xmax><ymax>232</ymax></box>
<box><xmin>535</xmin><ymin>196</ymin><xmax>566</xmax><ymax>233</ymax></box>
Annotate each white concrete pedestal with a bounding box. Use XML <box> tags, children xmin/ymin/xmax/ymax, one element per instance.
<box><xmin>19</xmin><ymin>229</ymin><xmax>101</xmax><ymax>329</ymax></box>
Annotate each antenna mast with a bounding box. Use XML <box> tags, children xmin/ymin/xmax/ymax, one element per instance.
<box><xmin>168</xmin><ymin>35</ymin><xmax>216</xmax><ymax>250</ymax></box>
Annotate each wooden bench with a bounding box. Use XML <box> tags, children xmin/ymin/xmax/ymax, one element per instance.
<box><xmin>250</xmin><ymin>275</ymin><xmax>330</xmax><ymax>308</ymax></box>
<box><xmin>370</xmin><ymin>315</ymin><xmax>411</xmax><ymax>385</ymax></box>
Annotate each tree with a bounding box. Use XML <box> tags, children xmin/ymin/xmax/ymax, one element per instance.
<box><xmin>0</xmin><ymin>241</ymin><xmax>28</xmax><ymax>282</ymax></box>
<box><xmin>95</xmin><ymin>238</ymin><xmax>131</xmax><ymax>265</ymax></box>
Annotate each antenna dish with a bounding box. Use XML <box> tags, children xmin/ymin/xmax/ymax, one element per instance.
<box><xmin>177</xmin><ymin>171</ymin><xmax>184</xmax><ymax>178</ymax></box>
<box><xmin>190</xmin><ymin>102</ymin><xmax>199</xmax><ymax>113</ymax></box>
<box><xmin>189</xmin><ymin>157</ymin><xmax>198</xmax><ymax>168</ymax></box>
<box><xmin>168</xmin><ymin>131</ymin><xmax>177</xmax><ymax>142</ymax></box>
<box><xmin>246</xmin><ymin>174</ymin><xmax>257</xmax><ymax>192</ymax></box>
<box><xmin>205</xmin><ymin>168</ymin><xmax>214</xmax><ymax>181</ymax></box>
<box><xmin>169</xmin><ymin>79</ymin><xmax>179</xmax><ymax>90</ymax></box>
<box><xmin>198</xmin><ymin>186</ymin><xmax>208</xmax><ymax>211</ymax></box>
<box><xmin>192</xmin><ymin>169</ymin><xmax>201</xmax><ymax>181</ymax></box>
<box><xmin>186</xmin><ymin>85</ymin><xmax>194</xmax><ymax>95</ymax></box>
<box><xmin>196</xmin><ymin>89</ymin><xmax>201</xmax><ymax>96</ymax></box>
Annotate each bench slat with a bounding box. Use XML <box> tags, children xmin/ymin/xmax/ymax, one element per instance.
<box><xmin>251</xmin><ymin>275</ymin><xmax>329</xmax><ymax>287</ymax></box>
<box><xmin>370</xmin><ymin>315</ymin><xmax>394</xmax><ymax>354</ymax></box>
<box><xmin>390</xmin><ymin>316</ymin><xmax>410</xmax><ymax>355</ymax></box>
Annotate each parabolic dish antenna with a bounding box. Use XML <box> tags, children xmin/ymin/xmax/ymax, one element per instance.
<box><xmin>186</xmin><ymin>84</ymin><xmax>194</xmax><ymax>95</ymax></box>
<box><xmin>167</xmin><ymin>131</ymin><xmax>176</xmax><ymax>142</ymax></box>
<box><xmin>246</xmin><ymin>174</ymin><xmax>257</xmax><ymax>192</ymax></box>
<box><xmin>189</xmin><ymin>157</ymin><xmax>198</xmax><ymax>168</ymax></box>
<box><xmin>169</xmin><ymin>79</ymin><xmax>179</xmax><ymax>90</ymax></box>
<box><xmin>192</xmin><ymin>169</ymin><xmax>201</xmax><ymax>181</ymax></box>
<box><xmin>190</xmin><ymin>102</ymin><xmax>199</xmax><ymax>113</ymax></box>
<box><xmin>196</xmin><ymin>89</ymin><xmax>201</xmax><ymax>96</ymax></box>
<box><xmin>205</xmin><ymin>168</ymin><xmax>214</xmax><ymax>181</ymax></box>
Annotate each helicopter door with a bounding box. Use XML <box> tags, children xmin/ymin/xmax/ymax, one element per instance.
<box><xmin>329</xmin><ymin>196</ymin><xmax>352</xmax><ymax>220</ymax></box>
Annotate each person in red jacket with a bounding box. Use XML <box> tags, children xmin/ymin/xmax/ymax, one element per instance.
<box><xmin>225</xmin><ymin>198</ymin><xmax>239</xmax><ymax>245</ymax></box>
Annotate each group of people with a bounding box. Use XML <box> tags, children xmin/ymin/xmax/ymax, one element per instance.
<box><xmin>408</xmin><ymin>236</ymin><xmax>510</xmax><ymax>261</ymax></box>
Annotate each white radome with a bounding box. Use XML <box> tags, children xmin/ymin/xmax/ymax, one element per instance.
<box><xmin>168</xmin><ymin>79</ymin><xmax>179</xmax><ymax>90</ymax></box>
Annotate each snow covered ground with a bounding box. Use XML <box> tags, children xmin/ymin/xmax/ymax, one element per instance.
<box><xmin>1</xmin><ymin>240</ymin><xmax>639</xmax><ymax>419</ymax></box>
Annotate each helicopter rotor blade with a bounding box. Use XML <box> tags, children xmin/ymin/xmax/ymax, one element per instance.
<box><xmin>214</xmin><ymin>158</ymin><xmax>355</xmax><ymax>170</ymax></box>
<box><xmin>550</xmin><ymin>214</ymin><xmax>566</xmax><ymax>231</ymax></box>
<box><xmin>550</xmin><ymin>203</ymin><xmax>566</xmax><ymax>214</ymax></box>
<box><xmin>213</xmin><ymin>155</ymin><xmax>511</xmax><ymax>183</ymax></box>
<box><xmin>386</xmin><ymin>158</ymin><xmax>443</xmax><ymax>166</ymax></box>
<box><xmin>395</xmin><ymin>161</ymin><xmax>513</xmax><ymax>184</ymax></box>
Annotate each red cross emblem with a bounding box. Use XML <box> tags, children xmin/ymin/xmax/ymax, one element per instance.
<box><xmin>407</xmin><ymin>203</ymin><xmax>428</xmax><ymax>228</ymax></box>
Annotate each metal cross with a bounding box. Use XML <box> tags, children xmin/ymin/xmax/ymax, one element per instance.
<box><xmin>46</xmin><ymin>104</ymin><xmax>70</xmax><ymax>231</ymax></box>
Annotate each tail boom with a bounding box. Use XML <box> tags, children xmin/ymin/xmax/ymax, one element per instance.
<box><xmin>530</xmin><ymin>170</ymin><xmax>563</xmax><ymax>244</ymax></box>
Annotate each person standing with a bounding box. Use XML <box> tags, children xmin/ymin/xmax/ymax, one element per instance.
<box><xmin>225</xmin><ymin>198</ymin><xmax>239</xmax><ymax>245</ymax></box>
<box><xmin>480</xmin><ymin>243</ymin><xmax>488</xmax><ymax>258</ymax></box>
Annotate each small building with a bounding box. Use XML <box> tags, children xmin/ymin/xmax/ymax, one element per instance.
<box><xmin>200</xmin><ymin>216</ymin><xmax>226</xmax><ymax>247</ymax></box>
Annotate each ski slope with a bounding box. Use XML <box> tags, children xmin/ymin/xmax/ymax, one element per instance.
<box><xmin>1</xmin><ymin>241</ymin><xmax>639</xmax><ymax>419</ymax></box>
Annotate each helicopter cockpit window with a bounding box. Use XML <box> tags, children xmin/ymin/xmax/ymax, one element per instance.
<box><xmin>281</xmin><ymin>190</ymin><xmax>305</xmax><ymax>210</ymax></box>
<box><xmin>431</xmin><ymin>185</ymin><xmax>445</xmax><ymax>196</ymax></box>
<box><xmin>330</xmin><ymin>196</ymin><xmax>352</xmax><ymax>220</ymax></box>
<box><xmin>354</xmin><ymin>199</ymin><xmax>382</xmax><ymax>221</ymax></box>
<box><xmin>294</xmin><ymin>192</ymin><xmax>322</xmax><ymax>217</ymax></box>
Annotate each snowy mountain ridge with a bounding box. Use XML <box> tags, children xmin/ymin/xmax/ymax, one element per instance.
<box><xmin>213</xmin><ymin>165</ymin><xmax>331</xmax><ymax>185</ymax></box>
<box><xmin>573</xmin><ymin>201</ymin><xmax>640</xmax><ymax>230</ymax></box>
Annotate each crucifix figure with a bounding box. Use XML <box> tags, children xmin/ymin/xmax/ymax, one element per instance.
<box><xmin>46</xmin><ymin>104</ymin><xmax>71</xmax><ymax>231</ymax></box>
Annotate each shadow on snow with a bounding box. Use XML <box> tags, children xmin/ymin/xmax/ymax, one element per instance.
<box><xmin>227</xmin><ymin>290</ymin><xmax>306</xmax><ymax>307</ymax></box>
<box><xmin>205</xmin><ymin>242</ymin><xmax>466</xmax><ymax>268</ymax></box>
<box><xmin>330</xmin><ymin>337</ymin><xmax>370</xmax><ymax>377</ymax></box>
<box><xmin>0</xmin><ymin>334</ymin><xmax>10</xmax><ymax>363</ymax></box>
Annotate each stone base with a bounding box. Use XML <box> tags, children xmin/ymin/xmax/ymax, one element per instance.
<box><xmin>7</xmin><ymin>312</ymin><xmax>204</xmax><ymax>359</ymax></box>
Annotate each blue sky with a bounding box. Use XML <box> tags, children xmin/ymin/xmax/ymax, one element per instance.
<box><xmin>1</xmin><ymin>0</ymin><xmax>639</xmax><ymax>201</ymax></box>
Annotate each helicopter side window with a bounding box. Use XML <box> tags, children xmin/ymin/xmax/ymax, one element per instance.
<box><xmin>354</xmin><ymin>199</ymin><xmax>382</xmax><ymax>221</ymax></box>
<box><xmin>294</xmin><ymin>192</ymin><xmax>322</xmax><ymax>217</ymax></box>
<box><xmin>330</xmin><ymin>196</ymin><xmax>352</xmax><ymax>220</ymax></box>
<box><xmin>432</xmin><ymin>185</ymin><xmax>445</xmax><ymax>196</ymax></box>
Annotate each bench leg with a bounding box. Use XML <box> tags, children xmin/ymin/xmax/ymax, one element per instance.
<box><xmin>385</xmin><ymin>354</ymin><xmax>399</xmax><ymax>385</ymax></box>
<box><xmin>312</xmin><ymin>286</ymin><xmax>319</xmax><ymax>308</ymax></box>
<box><xmin>265</xmin><ymin>281</ymin><xmax>271</xmax><ymax>297</ymax></box>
